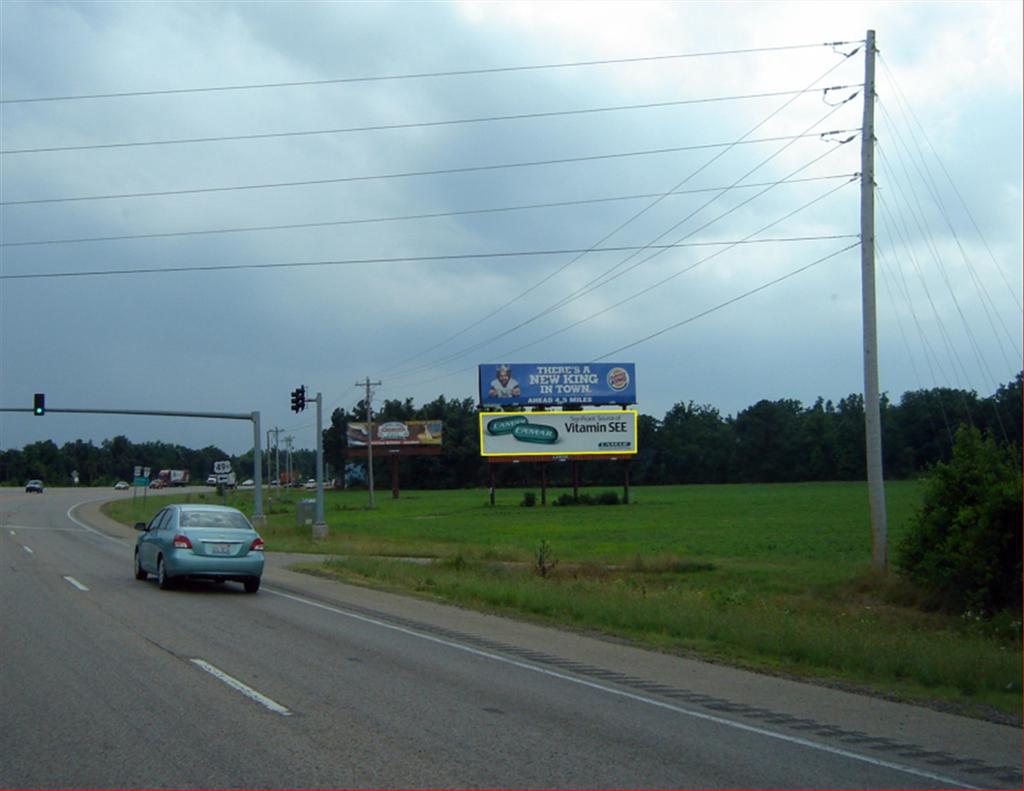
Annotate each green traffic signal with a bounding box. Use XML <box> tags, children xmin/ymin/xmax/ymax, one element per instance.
<box><xmin>33</xmin><ymin>393</ymin><xmax>45</xmax><ymax>416</ymax></box>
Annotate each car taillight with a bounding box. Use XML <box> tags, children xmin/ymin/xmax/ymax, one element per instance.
<box><xmin>250</xmin><ymin>537</ymin><xmax>265</xmax><ymax>552</ymax></box>
<box><xmin>172</xmin><ymin>534</ymin><xmax>193</xmax><ymax>549</ymax></box>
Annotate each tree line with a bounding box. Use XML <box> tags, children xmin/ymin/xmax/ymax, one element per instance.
<box><xmin>2</xmin><ymin>373</ymin><xmax>1019</xmax><ymax>489</ymax></box>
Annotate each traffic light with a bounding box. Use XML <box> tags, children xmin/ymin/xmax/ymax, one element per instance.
<box><xmin>33</xmin><ymin>393</ymin><xmax>45</xmax><ymax>416</ymax></box>
<box><xmin>290</xmin><ymin>386</ymin><xmax>306</xmax><ymax>413</ymax></box>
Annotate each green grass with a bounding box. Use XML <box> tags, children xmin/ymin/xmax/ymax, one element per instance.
<box><xmin>103</xmin><ymin>481</ymin><xmax>1022</xmax><ymax>720</ymax></box>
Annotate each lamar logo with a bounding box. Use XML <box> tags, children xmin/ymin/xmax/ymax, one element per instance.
<box><xmin>598</xmin><ymin>441</ymin><xmax>631</xmax><ymax>449</ymax></box>
<box><xmin>606</xmin><ymin>367</ymin><xmax>630</xmax><ymax>391</ymax></box>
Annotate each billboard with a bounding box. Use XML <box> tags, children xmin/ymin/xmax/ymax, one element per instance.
<box><xmin>347</xmin><ymin>421</ymin><xmax>443</xmax><ymax>447</ymax></box>
<box><xmin>478</xmin><ymin>363</ymin><xmax>636</xmax><ymax>407</ymax></box>
<box><xmin>479</xmin><ymin>410</ymin><xmax>637</xmax><ymax>457</ymax></box>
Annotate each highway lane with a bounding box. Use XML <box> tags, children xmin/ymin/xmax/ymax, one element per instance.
<box><xmin>1</xmin><ymin>488</ymin><xmax>1020</xmax><ymax>788</ymax></box>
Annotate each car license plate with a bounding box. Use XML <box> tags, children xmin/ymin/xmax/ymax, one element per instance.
<box><xmin>210</xmin><ymin>543</ymin><xmax>231</xmax><ymax>555</ymax></box>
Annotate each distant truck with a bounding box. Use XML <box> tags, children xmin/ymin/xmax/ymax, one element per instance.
<box><xmin>157</xmin><ymin>469</ymin><xmax>190</xmax><ymax>487</ymax></box>
<box><xmin>278</xmin><ymin>471</ymin><xmax>300</xmax><ymax>487</ymax></box>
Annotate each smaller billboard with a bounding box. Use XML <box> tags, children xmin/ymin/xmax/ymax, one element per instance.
<box><xmin>347</xmin><ymin>420</ymin><xmax>443</xmax><ymax>447</ymax></box>
<box><xmin>479</xmin><ymin>363</ymin><xmax>636</xmax><ymax>407</ymax></box>
<box><xmin>479</xmin><ymin>410</ymin><xmax>637</xmax><ymax>457</ymax></box>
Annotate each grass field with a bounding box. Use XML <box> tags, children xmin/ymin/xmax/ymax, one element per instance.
<box><xmin>104</xmin><ymin>481</ymin><xmax>1022</xmax><ymax>721</ymax></box>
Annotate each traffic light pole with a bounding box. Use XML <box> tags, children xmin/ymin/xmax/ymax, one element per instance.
<box><xmin>313</xmin><ymin>391</ymin><xmax>327</xmax><ymax>539</ymax></box>
<box><xmin>1</xmin><ymin>404</ymin><xmax>265</xmax><ymax>522</ymax></box>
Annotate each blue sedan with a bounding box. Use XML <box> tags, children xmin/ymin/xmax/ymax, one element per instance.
<box><xmin>134</xmin><ymin>504</ymin><xmax>264</xmax><ymax>593</ymax></box>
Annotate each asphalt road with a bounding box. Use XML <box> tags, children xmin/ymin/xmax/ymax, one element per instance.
<box><xmin>1</xmin><ymin>487</ymin><xmax>1020</xmax><ymax>789</ymax></box>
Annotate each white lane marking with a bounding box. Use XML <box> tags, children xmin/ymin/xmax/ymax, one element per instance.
<box><xmin>66</xmin><ymin>504</ymin><xmax>124</xmax><ymax>544</ymax></box>
<box><xmin>22</xmin><ymin>545</ymin><xmax>34</xmax><ymax>555</ymax></box>
<box><xmin>266</xmin><ymin>587</ymin><xmax>977</xmax><ymax>790</ymax></box>
<box><xmin>8</xmin><ymin>525</ymin><xmax>79</xmax><ymax>532</ymax></box>
<box><xmin>63</xmin><ymin>576</ymin><xmax>89</xmax><ymax>591</ymax></box>
<box><xmin>189</xmin><ymin>659</ymin><xmax>292</xmax><ymax>717</ymax></box>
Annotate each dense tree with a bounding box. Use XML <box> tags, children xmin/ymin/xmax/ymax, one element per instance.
<box><xmin>732</xmin><ymin>399</ymin><xmax>807</xmax><ymax>483</ymax></box>
<box><xmin>655</xmin><ymin>402</ymin><xmax>732</xmax><ymax>484</ymax></box>
<box><xmin>3</xmin><ymin>373</ymin><xmax>1020</xmax><ymax>488</ymax></box>
<box><xmin>896</xmin><ymin>425</ymin><xmax>1022</xmax><ymax>613</ymax></box>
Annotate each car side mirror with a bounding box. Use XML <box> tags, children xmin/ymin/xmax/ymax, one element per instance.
<box><xmin>134</xmin><ymin>522</ymin><xmax>147</xmax><ymax>532</ymax></box>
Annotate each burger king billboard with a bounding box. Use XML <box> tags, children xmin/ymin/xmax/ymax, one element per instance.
<box><xmin>479</xmin><ymin>363</ymin><xmax>636</xmax><ymax>407</ymax></box>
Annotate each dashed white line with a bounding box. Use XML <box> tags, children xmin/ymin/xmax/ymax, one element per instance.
<box><xmin>63</xmin><ymin>576</ymin><xmax>89</xmax><ymax>591</ymax></box>
<box><xmin>189</xmin><ymin>659</ymin><xmax>292</xmax><ymax>716</ymax></box>
<box><xmin>22</xmin><ymin>545</ymin><xmax>34</xmax><ymax>555</ymax></box>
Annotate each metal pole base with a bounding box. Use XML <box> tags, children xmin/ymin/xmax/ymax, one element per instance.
<box><xmin>312</xmin><ymin>521</ymin><xmax>329</xmax><ymax>540</ymax></box>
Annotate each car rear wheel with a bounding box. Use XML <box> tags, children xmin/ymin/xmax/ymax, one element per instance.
<box><xmin>134</xmin><ymin>551</ymin><xmax>148</xmax><ymax>581</ymax></box>
<box><xmin>243</xmin><ymin>577</ymin><xmax>260</xmax><ymax>594</ymax></box>
<box><xmin>157</xmin><ymin>557</ymin><xmax>174</xmax><ymax>590</ymax></box>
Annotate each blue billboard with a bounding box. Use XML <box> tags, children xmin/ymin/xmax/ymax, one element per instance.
<box><xmin>478</xmin><ymin>363</ymin><xmax>636</xmax><ymax>407</ymax></box>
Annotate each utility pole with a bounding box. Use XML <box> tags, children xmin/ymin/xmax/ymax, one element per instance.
<box><xmin>357</xmin><ymin>377</ymin><xmax>382</xmax><ymax>508</ymax></box>
<box><xmin>861</xmin><ymin>29</ymin><xmax>888</xmax><ymax>572</ymax></box>
<box><xmin>273</xmin><ymin>427</ymin><xmax>281</xmax><ymax>487</ymax></box>
<box><xmin>313</xmin><ymin>392</ymin><xmax>327</xmax><ymax>538</ymax></box>
<box><xmin>266</xmin><ymin>427</ymin><xmax>281</xmax><ymax>489</ymax></box>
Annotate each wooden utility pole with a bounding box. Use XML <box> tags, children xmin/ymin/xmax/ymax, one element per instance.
<box><xmin>357</xmin><ymin>377</ymin><xmax>382</xmax><ymax>508</ymax></box>
<box><xmin>861</xmin><ymin>30</ymin><xmax>888</xmax><ymax>571</ymax></box>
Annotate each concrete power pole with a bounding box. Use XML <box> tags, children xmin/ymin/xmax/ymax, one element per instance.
<box><xmin>313</xmin><ymin>392</ymin><xmax>327</xmax><ymax>538</ymax></box>
<box><xmin>357</xmin><ymin>377</ymin><xmax>382</xmax><ymax>508</ymax></box>
<box><xmin>861</xmin><ymin>29</ymin><xmax>888</xmax><ymax>572</ymax></box>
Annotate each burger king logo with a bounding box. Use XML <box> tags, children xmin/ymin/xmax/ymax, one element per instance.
<box><xmin>607</xmin><ymin>367</ymin><xmax>630</xmax><ymax>391</ymax></box>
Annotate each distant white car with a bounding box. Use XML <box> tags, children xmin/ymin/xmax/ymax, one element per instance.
<box><xmin>114</xmin><ymin>480</ymin><xmax>129</xmax><ymax>490</ymax></box>
<box><xmin>239</xmin><ymin>479</ymin><xmax>255</xmax><ymax>489</ymax></box>
<box><xmin>304</xmin><ymin>479</ymin><xmax>317</xmax><ymax>490</ymax></box>
<box><xmin>206</xmin><ymin>475</ymin><xmax>218</xmax><ymax>485</ymax></box>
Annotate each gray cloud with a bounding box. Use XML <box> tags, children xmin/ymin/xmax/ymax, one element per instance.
<box><xmin>1</xmin><ymin>1</ymin><xmax>1019</xmax><ymax>454</ymax></box>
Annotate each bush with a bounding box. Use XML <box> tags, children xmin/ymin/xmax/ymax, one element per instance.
<box><xmin>521</xmin><ymin>492</ymin><xmax>537</xmax><ymax>507</ymax></box>
<box><xmin>896</xmin><ymin>426</ymin><xmax>1022</xmax><ymax>615</ymax></box>
<box><xmin>553</xmin><ymin>491</ymin><xmax>620</xmax><ymax>506</ymax></box>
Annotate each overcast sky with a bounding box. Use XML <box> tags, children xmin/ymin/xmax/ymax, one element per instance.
<box><xmin>1</xmin><ymin>0</ymin><xmax>1020</xmax><ymax>456</ymax></box>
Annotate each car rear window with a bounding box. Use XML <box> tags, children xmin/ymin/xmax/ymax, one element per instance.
<box><xmin>180</xmin><ymin>511</ymin><xmax>251</xmax><ymax>530</ymax></box>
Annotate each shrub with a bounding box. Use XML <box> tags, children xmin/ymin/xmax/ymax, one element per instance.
<box><xmin>534</xmin><ymin>539</ymin><xmax>558</xmax><ymax>578</ymax></box>
<box><xmin>521</xmin><ymin>492</ymin><xmax>537</xmax><ymax>507</ymax></box>
<box><xmin>553</xmin><ymin>491</ymin><xmax>620</xmax><ymax>506</ymax></box>
<box><xmin>896</xmin><ymin>426</ymin><xmax>1022</xmax><ymax>615</ymax></box>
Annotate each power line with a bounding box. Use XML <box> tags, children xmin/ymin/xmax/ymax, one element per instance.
<box><xmin>1</xmin><ymin>174</ymin><xmax>854</xmax><ymax>247</ymax></box>
<box><xmin>0</xmin><ymin>132</ymin><xmax>856</xmax><ymax>207</ymax></box>
<box><xmin>0</xmin><ymin>236</ymin><xmax>855</xmax><ymax>282</ymax></box>
<box><xmin>492</xmin><ymin>179</ymin><xmax>859</xmax><ymax>362</ymax></box>
<box><xmin>0</xmin><ymin>87</ymin><xmax>861</xmax><ymax>155</ymax></box>
<box><xmin>377</xmin><ymin>52</ymin><xmax>863</xmax><ymax>379</ymax></box>
<box><xmin>592</xmin><ymin>243</ymin><xmax>860</xmax><ymax>360</ymax></box>
<box><xmin>878</xmin><ymin>55</ymin><xmax>1021</xmax><ymax>315</ymax></box>
<box><xmin>385</xmin><ymin>242</ymin><xmax>860</xmax><ymax>392</ymax></box>
<box><xmin>385</xmin><ymin>95</ymin><xmax>859</xmax><ymax>380</ymax></box>
<box><xmin>1</xmin><ymin>41</ymin><xmax>863</xmax><ymax>104</ymax></box>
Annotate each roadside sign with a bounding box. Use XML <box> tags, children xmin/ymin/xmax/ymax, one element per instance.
<box><xmin>134</xmin><ymin>466</ymin><xmax>142</xmax><ymax>477</ymax></box>
<box><xmin>214</xmin><ymin>460</ymin><xmax>232</xmax><ymax>474</ymax></box>
<box><xmin>216</xmin><ymin>473</ymin><xmax>231</xmax><ymax>483</ymax></box>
